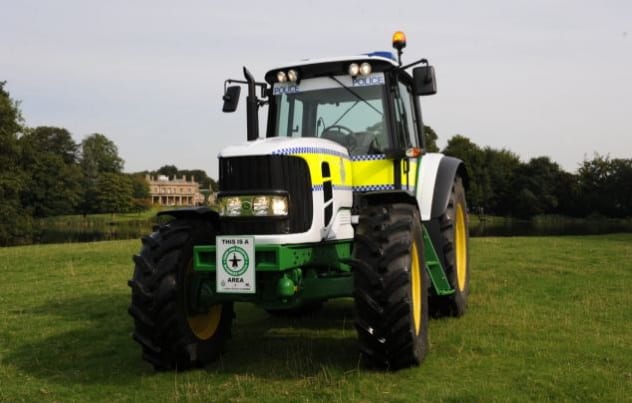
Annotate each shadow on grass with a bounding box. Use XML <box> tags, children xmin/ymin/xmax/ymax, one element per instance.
<box><xmin>5</xmin><ymin>292</ymin><xmax>153</xmax><ymax>386</ymax></box>
<box><xmin>6</xmin><ymin>294</ymin><xmax>362</xmax><ymax>384</ymax></box>
<box><xmin>210</xmin><ymin>300</ymin><xmax>361</xmax><ymax>377</ymax></box>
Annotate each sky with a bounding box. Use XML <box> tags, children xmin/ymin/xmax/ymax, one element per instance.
<box><xmin>2</xmin><ymin>0</ymin><xmax>631</xmax><ymax>179</ymax></box>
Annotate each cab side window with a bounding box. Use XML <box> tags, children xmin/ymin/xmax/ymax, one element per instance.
<box><xmin>275</xmin><ymin>95</ymin><xmax>303</xmax><ymax>137</ymax></box>
<box><xmin>394</xmin><ymin>81</ymin><xmax>419</xmax><ymax>148</ymax></box>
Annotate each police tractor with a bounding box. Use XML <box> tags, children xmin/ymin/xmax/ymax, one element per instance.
<box><xmin>129</xmin><ymin>32</ymin><xmax>470</xmax><ymax>370</ymax></box>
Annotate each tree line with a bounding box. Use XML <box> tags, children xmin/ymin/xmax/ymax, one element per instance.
<box><xmin>437</xmin><ymin>134</ymin><xmax>632</xmax><ymax>219</ymax></box>
<box><xmin>1</xmin><ymin>82</ymin><xmax>223</xmax><ymax>246</ymax></box>
<box><xmin>1</xmin><ymin>82</ymin><xmax>152</xmax><ymax>245</ymax></box>
<box><xmin>2</xmin><ymin>81</ymin><xmax>630</xmax><ymax>244</ymax></box>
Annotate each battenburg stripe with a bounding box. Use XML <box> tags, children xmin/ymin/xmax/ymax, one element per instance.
<box><xmin>350</xmin><ymin>154</ymin><xmax>387</xmax><ymax>161</ymax></box>
<box><xmin>272</xmin><ymin>147</ymin><xmax>349</xmax><ymax>159</ymax></box>
<box><xmin>352</xmin><ymin>184</ymin><xmax>396</xmax><ymax>192</ymax></box>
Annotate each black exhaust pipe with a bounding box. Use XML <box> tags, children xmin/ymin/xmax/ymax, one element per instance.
<box><xmin>243</xmin><ymin>67</ymin><xmax>258</xmax><ymax>141</ymax></box>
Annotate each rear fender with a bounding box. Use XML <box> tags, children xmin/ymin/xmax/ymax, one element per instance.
<box><xmin>417</xmin><ymin>154</ymin><xmax>468</xmax><ymax>220</ymax></box>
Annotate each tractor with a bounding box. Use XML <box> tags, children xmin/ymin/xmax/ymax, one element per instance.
<box><xmin>129</xmin><ymin>31</ymin><xmax>470</xmax><ymax>371</ymax></box>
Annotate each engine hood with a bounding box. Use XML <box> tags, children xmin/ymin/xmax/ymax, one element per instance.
<box><xmin>219</xmin><ymin>137</ymin><xmax>349</xmax><ymax>159</ymax></box>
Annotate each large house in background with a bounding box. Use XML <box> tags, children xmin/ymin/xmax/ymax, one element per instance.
<box><xmin>146</xmin><ymin>174</ymin><xmax>206</xmax><ymax>206</ymax></box>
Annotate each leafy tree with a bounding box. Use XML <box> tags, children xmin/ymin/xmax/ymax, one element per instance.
<box><xmin>555</xmin><ymin>170</ymin><xmax>582</xmax><ymax>217</ymax></box>
<box><xmin>0</xmin><ymin>82</ymin><xmax>32</xmax><ymax>245</ymax></box>
<box><xmin>157</xmin><ymin>165</ymin><xmax>178</xmax><ymax>179</ymax></box>
<box><xmin>79</xmin><ymin>133</ymin><xmax>124</xmax><ymax>213</ymax></box>
<box><xmin>610</xmin><ymin>158</ymin><xmax>632</xmax><ymax>217</ymax></box>
<box><xmin>423</xmin><ymin>125</ymin><xmax>439</xmax><ymax>152</ymax></box>
<box><xmin>442</xmin><ymin>135</ymin><xmax>490</xmax><ymax>211</ymax></box>
<box><xmin>179</xmin><ymin>169</ymin><xmax>217</xmax><ymax>190</ymax></box>
<box><xmin>578</xmin><ymin>154</ymin><xmax>632</xmax><ymax>217</ymax></box>
<box><xmin>19</xmin><ymin>126</ymin><xmax>83</xmax><ymax>217</ymax></box>
<box><xmin>80</xmin><ymin>133</ymin><xmax>124</xmax><ymax>175</ymax></box>
<box><xmin>93</xmin><ymin>173</ymin><xmax>134</xmax><ymax>214</ymax></box>
<box><xmin>482</xmin><ymin>147</ymin><xmax>521</xmax><ymax>215</ymax></box>
<box><xmin>129</xmin><ymin>174</ymin><xmax>151</xmax><ymax>212</ymax></box>
<box><xmin>510</xmin><ymin>157</ymin><xmax>568</xmax><ymax>218</ymax></box>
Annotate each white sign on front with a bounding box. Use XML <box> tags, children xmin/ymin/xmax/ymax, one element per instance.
<box><xmin>216</xmin><ymin>236</ymin><xmax>255</xmax><ymax>294</ymax></box>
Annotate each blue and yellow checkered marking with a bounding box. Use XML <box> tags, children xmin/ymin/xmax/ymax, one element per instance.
<box><xmin>272</xmin><ymin>147</ymin><xmax>348</xmax><ymax>159</ymax></box>
<box><xmin>274</xmin><ymin>147</ymin><xmax>418</xmax><ymax>195</ymax></box>
<box><xmin>353</xmin><ymin>184</ymin><xmax>396</xmax><ymax>192</ymax></box>
<box><xmin>350</xmin><ymin>154</ymin><xmax>387</xmax><ymax>161</ymax></box>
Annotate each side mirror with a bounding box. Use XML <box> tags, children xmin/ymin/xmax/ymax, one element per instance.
<box><xmin>222</xmin><ymin>86</ymin><xmax>241</xmax><ymax>112</ymax></box>
<box><xmin>412</xmin><ymin>65</ymin><xmax>437</xmax><ymax>96</ymax></box>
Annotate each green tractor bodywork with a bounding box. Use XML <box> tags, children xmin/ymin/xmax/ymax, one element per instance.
<box><xmin>189</xmin><ymin>228</ymin><xmax>453</xmax><ymax>312</ymax></box>
<box><xmin>192</xmin><ymin>241</ymin><xmax>354</xmax><ymax>310</ymax></box>
<box><xmin>129</xmin><ymin>33</ymin><xmax>470</xmax><ymax>371</ymax></box>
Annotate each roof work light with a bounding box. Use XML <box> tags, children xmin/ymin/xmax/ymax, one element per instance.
<box><xmin>392</xmin><ymin>31</ymin><xmax>407</xmax><ymax>66</ymax></box>
<box><xmin>392</xmin><ymin>31</ymin><xmax>407</xmax><ymax>50</ymax></box>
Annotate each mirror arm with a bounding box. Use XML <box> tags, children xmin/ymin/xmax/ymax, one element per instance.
<box><xmin>224</xmin><ymin>79</ymin><xmax>268</xmax><ymax>99</ymax></box>
<box><xmin>398</xmin><ymin>58</ymin><xmax>429</xmax><ymax>71</ymax></box>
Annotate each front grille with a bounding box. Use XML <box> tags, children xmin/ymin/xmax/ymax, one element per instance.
<box><xmin>219</xmin><ymin>155</ymin><xmax>313</xmax><ymax>235</ymax></box>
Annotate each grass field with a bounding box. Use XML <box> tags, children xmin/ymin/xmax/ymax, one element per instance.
<box><xmin>1</xmin><ymin>234</ymin><xmax>630</xmax><ymax>402</ymax></box>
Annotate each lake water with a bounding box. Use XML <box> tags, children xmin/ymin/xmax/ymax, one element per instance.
<box><xmin>34</xmin><ymin>219</ymin><xmax>157</xmax><ymax>244</ymax></box>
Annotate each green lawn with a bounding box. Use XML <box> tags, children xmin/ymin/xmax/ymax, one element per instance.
<box><xmin>1</xmin><ymin>235</ymin><xmax>630</xmax><ymax>402</ymax></box>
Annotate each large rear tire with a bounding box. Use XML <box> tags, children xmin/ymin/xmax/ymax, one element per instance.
<box><xmin>353</xmin><ymin>203</ymin><xmax>428</xmax><ymax>370</ymax></box>
<box><xmin>430</xmin><ymin>175</ymin><xmax>470</xmax><ymax>317</ymax></box>
<box><xmin>128</xmin><ymin>218</ymin><xmax>233</xmax><ymax>370</ymax></box>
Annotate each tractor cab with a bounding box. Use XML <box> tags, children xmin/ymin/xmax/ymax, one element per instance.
<box><xmin>223</xmin><ymin>31</ymin><xmax>438</xmax><ymax>159</ymax></box>
<box><xmin>266</xmin><ymin>55</ymin><xmax>395</xmax><ymax>156</ymax></box>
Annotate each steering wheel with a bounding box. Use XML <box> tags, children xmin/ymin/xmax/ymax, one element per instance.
<box><xmin>321</xmin><ymin>124</ymin><xmax>353</xmax><ymax>136</ymax></box>
<box><xmin>321</xmin><ymin>124</ymin><xmax>356</xmax><ymax>150</ymax></box>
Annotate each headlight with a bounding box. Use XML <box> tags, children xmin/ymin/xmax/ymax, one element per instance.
<box><xmin>218</xmin><ymin>195</ymin><xmax>289</xmax><ymax>217</ymax></box>
<box><xmin>252</xmin><ymin>196</ymin><xmax>270</xmax><ymax>216</ymax></box>
<box><xmin>271</xmin><ymin>196</ymin><xmax>288</xmax><ymax>216</ymax></box>
<box><xmin>222</xmin><ymin>197</ymin><xmax>242</xmax><ymax>216</ymax></box>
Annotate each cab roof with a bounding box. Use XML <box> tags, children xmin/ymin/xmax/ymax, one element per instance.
<box><xmin>264</xmin><ymin>52</ymin><xmax>399</xmax><ymax>84</ymax></box>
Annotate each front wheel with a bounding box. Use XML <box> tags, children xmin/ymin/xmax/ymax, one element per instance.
<box><xmin>353</xmin><ymin>203</ymin><xmax>429</xmax><ymax>370</ymax></box>
<box><xmin>128</xmin><ymin>218</ymin><xmax>233</xmax><ymax>370</ymax></box>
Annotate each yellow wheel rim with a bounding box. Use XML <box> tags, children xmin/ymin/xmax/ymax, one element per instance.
<box><xmin>187</xmin><ymin>304</ymin><xmax>222</xmax><ymax>340</ymax></box>
<box><xmin>455</xmin><ymin>203</ymin><xmax>468</xmax><ymax>292</ymax></box>
<box><xmin>185</xmin><ymin>259</ymin><xmax>222</xmax><ymax>340</ymax></box>
<box><xmin>411</xmin><ymin>242</ymin><xmax>422</xmax><ymax>336</ymax></box>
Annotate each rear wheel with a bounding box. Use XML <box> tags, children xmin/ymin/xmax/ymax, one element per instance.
<box><xmin>128</xmin><ymin>218</ymin><xmax>233</xmax><ymax>370</ymax></box>
<box><xmin>430</xmin><ymin>176</ymin><xmax>470</xmax><ymax>317</ymax></box>
<box><xmin>353</xmin><ymin>203</ymin><xmax>428</xmax><ymax>370</ymax></box>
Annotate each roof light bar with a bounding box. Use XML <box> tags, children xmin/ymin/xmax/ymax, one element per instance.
<box><xmin>287</xmin><ymin>69</ymin><xmax>299</xmax><ymax>82</ymax></box>
<box><xmin>348</xmin><ymin>63</ymin><xmax>360</xmax><ymax>76</ymax></box>
<box><xmin>359</xmin><ymin>62</ymin><xmax>372</xmax><ymax>76</ymax></box>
